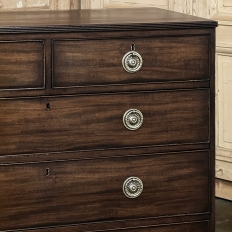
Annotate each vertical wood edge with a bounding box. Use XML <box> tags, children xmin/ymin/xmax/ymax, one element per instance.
<box><xmin>210</xmin><ymin>28</ymin><xmax>216</xmax><ymax>232</ymax></box>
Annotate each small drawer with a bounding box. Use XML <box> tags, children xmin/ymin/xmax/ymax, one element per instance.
<box><xmin>0</xmin><ymin>151</ymin><xmax>209</xmax><ymax>230</ymax></box>
<box><xmin>0</xmin><ymin>40</ymin><xmax>45</xmax><ymax>90</ymax></box>
<box><xmin>0</xmin><ymin>89</ymin><xmax>209</xmax><ymax>155</ymax></box>
<box><xmin>52</xmin><ymin>35</ymin><xmax>209</xmax><ymax>88</ymax></box>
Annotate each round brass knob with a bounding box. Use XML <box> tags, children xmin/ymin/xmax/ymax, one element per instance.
<box><xmin>123</xmin><ymin>109</ymin><xmax>143</xmax><ymax>131</ymax></box>
<box><xmin>123</xmin><ymin>177</ymin><xmax>143</xmax><ymax>198</ymax></box>
<box><xmin>122</xmin><ymin>51</ymin><xmax>143</xmax><ymax>73</ymax></box>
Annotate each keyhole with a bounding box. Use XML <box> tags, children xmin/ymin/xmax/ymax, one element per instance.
<box><xmin>131</xmin><ymin>43</ymin><xmax>135</xmax><ymax>51</ymax></box>
<box><xmin>46</xmin><ymin>103</ymin><xmax>50</xmax><ymax>111</ymax></box>
<box><xmin>46</xmin><ymin>168</ymin><xmax>50</xmax><ymax>176</ymax></box>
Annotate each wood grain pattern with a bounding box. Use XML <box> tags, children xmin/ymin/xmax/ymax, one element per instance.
<box><xmin>0</xmin><ymin>151</ymin><xmax>209</xmax><ymax>230</ymax></box>
<box><xmin>0</xmin><ymin>8</ymin><xmax>217</xmax><ymax>33</ymax></box>
<box><xmin>0</xmin><ymin>40</ymin><xmax>45</xmax><ymax>90</ymax></box>
<box><xmin>53</xmin><ymin>35</ymin><xmax>209</xmax><ymax>88</ymax></box>
<box><xmin>209</xmin><ymin>28</ymin><xmax>216</xmax><ymax>232</ymax></box>
<box><xmin>0</xmin><ymin>7</ymin><xmax>216</xmax><ymax>232</ymax></box>
<box><xmin>0</xmin><ymin>90</ymin><xmax>209</xmax><ymax>156</ymax></box>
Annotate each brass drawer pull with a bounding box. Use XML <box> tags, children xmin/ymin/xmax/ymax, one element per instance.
<box><xmin>123</xmin><ymin>109</ymin><xmax>143</xmax><ymax>130</ymax></box>
<box><xmin>122</xmin><ymin>51</ymin><xmax>143</xmax><ymax>73</ymax></box>
<box><xmin>123</xmin><ymin>177</ymin><xmax>143</xmax><ymax>198</ymax></box>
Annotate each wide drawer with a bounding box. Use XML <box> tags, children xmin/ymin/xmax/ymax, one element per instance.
<box><xmin>0</xmin><ymin>40</ymin><xmax>45</xmax><ymax>90</ymax></box>
<box><xmin>52</xmin><ymin>35</ymin><xmax>209</xmax><ymax>88</ymax></box>
<box><xmin>0</xmin><ymin>89</ymin><xmax>209</xmax><ymax>155</ymax></box>
<box><xmin>0</xmin><ymin>151</ymin><xmax>209</xmax><ymax>230</ymax></box>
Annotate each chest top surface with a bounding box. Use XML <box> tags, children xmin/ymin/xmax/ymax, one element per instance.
<box><xmin>0</xmin><ymin>7</ymin><xmax>217</xmax><ymax>33</ymax></box>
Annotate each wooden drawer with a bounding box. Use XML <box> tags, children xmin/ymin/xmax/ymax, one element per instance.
<box><xmin>52</xmin><ymin>35</ymin><xmax>209</xmax><ymax>88</ymax></box>
<box><xmin>0</xmin><ymin>40</ymin><xmax>45</xmax><ymax>90</ymax></box>
<box><xmin>0</xmin><ymin>151</ymin><xmax>209</xmax><ymax>230</ymax></box>
<box><xmin>0</xmin><ymin>89</ymin><xmax>209</xmax><ymax>156</ymax></box>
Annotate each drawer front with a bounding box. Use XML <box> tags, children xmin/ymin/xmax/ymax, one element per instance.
<box><xmin>0</xmin><ymin>151</ymin><xmax>209</xmax><ymax>230</ymax></box>
<box><xmin>0</xmin><ymin>90</ymin><xmax>209</xmax><ymax>155</ymax></box>
<box><xmin>52</xmin><ymin>35</ymin><xmax>209</xmax><ymax>88</ymax></box>
<box><xmin>0</xmin><ymin>40</ymin><xmax>45</xmax><ymax>90</ymax></box>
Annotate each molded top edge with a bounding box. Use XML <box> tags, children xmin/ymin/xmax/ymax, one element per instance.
<box><xmin>0</xmin><ymin>7</ymin><xmax>218</xmax><ymax>33</ymax></box>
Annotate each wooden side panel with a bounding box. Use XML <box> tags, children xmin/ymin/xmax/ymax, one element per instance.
<box><xmin>53</xmin><ymin>35</ymin><xmax>209</xmax><ymax>88</ymax></box>
<box><xmin>0</xmin><ymin>151</ymin><xmax>209</xmax><ymax>230</ymax></box>
<box><xmin>0</xmin><ymin>40</ymin><xmax>45</xmax><ymax>90</ymax></box>
<box><xmin>0</xmin><ymin>90</ymin><xmax>209</xmax><ymax>155</ymax></box>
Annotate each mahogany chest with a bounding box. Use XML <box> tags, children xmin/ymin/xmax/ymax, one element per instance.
<box><xmin>0</xmin><ymin>8</ymin><xmax>217</xmax><ymax>232</ymax></box>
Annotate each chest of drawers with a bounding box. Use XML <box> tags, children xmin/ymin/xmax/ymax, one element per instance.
<box><xmin>0</xmin><ymin>8</ymin><xmax>217</xmax><ymax>232</ymax></box>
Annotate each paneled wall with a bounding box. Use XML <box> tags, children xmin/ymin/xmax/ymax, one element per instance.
<box><xmin>0</xmin><ymin>0</ymin><xmax>232</xmax><ymax>200</ymax></box>
<box><xmin>104</xmin><ymin>0</ymin><xmax>217</xmax><ymax>19</ymax></box>
<box><xmin>0</xmin><ymin>0</ymin><xmax>80</xmax><ymax>10</ymax></box>
<box><xmin>214</xmin><ymin>0</ymin><xmax>232</xmax><ymax>201</ymax></box>
<box><xmin>0</xmin><ymin>0</ymin><xmax>217</xmax><ymax>15</ymax></box>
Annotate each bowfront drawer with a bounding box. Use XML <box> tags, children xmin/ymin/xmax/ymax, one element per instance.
<box><xmin>0</xmin><ymin>89</ymin><xmax>209</xmax><ymax>156</ymax></box>
<box><xmin>0</xmin><ymin>151</ymin><xmax>209</xmax><ymax>230</ymax></box>
<box><xmin>0</xmin><ymin>40</ymin><xmax>45</xmax><ymax>90</ymax></box>
<box><xmin>52</xmin><ymin>35</ymin><xmax>209</xmax><ymax>88</ymax></box>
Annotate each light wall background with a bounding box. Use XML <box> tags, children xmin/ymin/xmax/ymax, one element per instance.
<box><xmin>0</xmin><ymin>0</ymin><xmax>217</xmax><ymax>16</ymax></box>
<box><xmin>0</xmin><ymin>0</ymin><xmax>232</xmax><ymax>201</ymax></box>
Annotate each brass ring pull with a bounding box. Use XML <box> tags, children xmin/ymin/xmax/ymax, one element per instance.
<box><xmin>122</xmin><ymin>51</ymin><xmax>143</xmax><ymax>73</ymax></box>
<box><xmin>123</xmin><ymin>177</ymin><xmax>143</xmax><ymax>198</ymax></box>
<box><xmin>123</xmin><ymin>109</ymin><xmax>143</xmax><ymax>131</ymax></box>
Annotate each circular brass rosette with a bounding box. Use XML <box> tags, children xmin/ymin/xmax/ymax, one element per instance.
<box><xmin>123</xmin><ymin>177</ymin><xmax>143</xmax><ymax>199</ymax></box>
<box><xmin>122</xmin><ymin>51</ymin><xmax>143</xmax><ymax>73</ymax></box>
<box><xmin>123</xmin><ymin>109</ymin><xmax>143</xmax><ymax>131</ymax></box>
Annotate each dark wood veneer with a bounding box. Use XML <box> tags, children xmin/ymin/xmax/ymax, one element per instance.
<box><xmin>0</xmin><ymin>40</ymin><xmax>45</xmax><ymax>90</ymax></box>
<box><xmin>0</xmin><ymin>151</ymin><xmax>209</xmax><ymax>230</ymax></box>
<box><xmin>53</xmin><ymin>35</ymin><xmax>209</xmax><ymax>88</ymax></box>
<box><xmin>0</xmin><ymin>8</ymin><xmax>217</xmax><ymax>33</ymax></box>
<box><xmin>0</xmin><ymin>90</ymin><xmax>209</xmax><ymax>155</ymax></box>
<box><xmin>0</xmin><ymin>7</ymin><xmax>216</xmax><ymax>232</ymax></box>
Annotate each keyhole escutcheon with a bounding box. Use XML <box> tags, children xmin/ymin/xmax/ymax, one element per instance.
<box><xmin>46</xmin><ymin>168</ymin><xmax>50</xmax><ymax>176</ymax></box>
<box><xmin>131</xmin><ymin>43</ymin><xmax>135</xmax><ymax>51</ymax></box>
<box><xmin>46</xmin><ymin>103</ymin><xmax>50</xmax><ymax>111</ymax></box>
